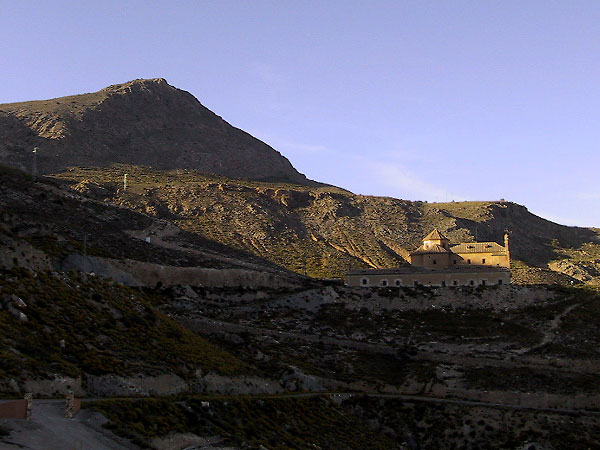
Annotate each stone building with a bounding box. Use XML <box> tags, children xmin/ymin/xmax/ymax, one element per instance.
<box><xmin>345</xmin><ymin>229</ymin><xmax>511</xmax><ymax>287</ymax></box>
<box><xmin>409</xmin><ymin>229</ymin><xmax>510</xmax><ymax>269</ymax></box>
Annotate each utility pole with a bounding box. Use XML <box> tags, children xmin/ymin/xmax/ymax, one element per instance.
<box><xmin>32</xmin><ymin>147</ymin><xmax>39</xmax><ymax>180</ymax></box>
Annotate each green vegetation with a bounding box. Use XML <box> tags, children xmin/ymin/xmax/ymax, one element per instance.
<box><xmin>86</xmin><ymin>392</ymin><xmax>600</xmax><ymax>450</ymax></box>
<box><xmin>463</xmin><ymin>366</ymin><xmax>599</xmax><ymax>394</ymax></box>
<box><xmin>346</xmin><ymin>396</ymin><xmax>600</xmax><ymax>450</ymax></box>
<box><xmin>87</xmin><ymin>395</ymin><xmax>404</xmax><ymax>449</ymax></box>
<box><xmin>0</xmin><ymin>268</ymin><xmax>246</xmax><ymax>382</ymax></box>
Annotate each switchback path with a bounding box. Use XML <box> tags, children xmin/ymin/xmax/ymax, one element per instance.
<box><xmin>516</xmin><ymin>301</ymin><xmax>581</xmax><ymax>355</ymax></box>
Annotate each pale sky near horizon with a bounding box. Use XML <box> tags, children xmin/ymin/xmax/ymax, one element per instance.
<box><xmin>2</xmin><ymin>1</ymin><xmax>599</xmax><ymax>227</ymax></box>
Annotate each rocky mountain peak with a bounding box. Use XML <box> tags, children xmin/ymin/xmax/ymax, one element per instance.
<box><xmin>100</xmin><ymin>78</ymin><xmax>174</xmax><ymax>97</ymax></box>
<box><xmin>0</xmin><ymin>79</ymin><xmax>311</xmax><ymax>184</ymax></box>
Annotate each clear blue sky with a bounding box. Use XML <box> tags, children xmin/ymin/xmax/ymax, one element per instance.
<box><xmin>2</xmin><ymin>1</ymin><xmax>599</xmax><ymax>227</ymax></box>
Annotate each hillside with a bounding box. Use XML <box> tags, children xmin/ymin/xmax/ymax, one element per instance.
<box><xmin>2</xmin><ymin>79</ymin><xmax>598</xmax><ymax>283</ymax></box>
<box><xmin>1</xmin><ymin>165</ymin><xmax>600</xmax><ymax>449</ymax></box>
<box><xmin>0</xmin><ymin>78</ymin><xmax>310</xmax><ymax>183</ymax></box>
<box><xmin>0</xmin><ymin>164</ymin><xmax>305</xmax><ymax>288</ymax></box>
<box><xmin>0</xmin><ymin>267</ymin><xmax>247</xmax><ymax>390</ymax></box>
<box><xmin>54</xmin><ymin>165</ymin><xmax>600</xmax><ymax>282</ymax></box>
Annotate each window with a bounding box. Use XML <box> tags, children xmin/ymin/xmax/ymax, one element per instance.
<box><xmin>481</xmin><ymin>280</ymin><xmax>486</xmax><ymax>286</ymax></box>
<box><xmin>469</xmin><ymin>280</ymin><xmax>474</xmax><ymax>286</ymax></box>
<box><xmin>467</xmin><ymin>259</ymin><xmax>471</xmax><ymax>264</ymax></box>
<box><xmin>482</xmin><ymin>258</ymin><xmax>486</xmax><ymax>264</ymax></box>
<box><xmin>413</xmin><ymin>281</ymin><xmax>419</xmax><ymax>286</ymax></box>
<box><xmin>497</xmin><ymin>279</ymin><xmax>503</xmax><ymax>285</ymax></box>
<box><xmin>441</xmin><ymin>280</ymin><xmax>446</xmax><ymax>287</ymax></box>
<box><xmin>453</xmin><ymin>260</ymin><xmax>457</xmax><ymax>264</ymax></box>
<box><xmin>361</xmin><ymin>278</ymin><xmax>368</xmax><ymax>286</ymax></box>
<box><xmin>433</xmin><ymin>259</ymin><xmax>437</xmax><ymax>265</ymax></box>
<box><xmin>381</xmin><ymin>280</ymin><xmax>388</xmax><ymax>287</ymax></box>
<box><xmin>395</xmin><ymin>279</ymin><xmax>402</xmax><ymax>286</ymax></box>
<box><xmin>452</xmin><ymin>280</ymin><xmax>458</xmax><ymax>286</ymax></box>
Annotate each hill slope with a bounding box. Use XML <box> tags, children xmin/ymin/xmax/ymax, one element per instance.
<box><xmin>54</xmin><ymin>165</ymin><xmax>600</xmax><ymax>281</ymax></box>
<box><xmin>0</xmin><ymin>78</ymin><xmax>309</xmax><ymax>183</ymax></box>
<box><xmin>0</xmin><ymin>164</ymin><xmax>304</xmax><ymax>289</ymax></box>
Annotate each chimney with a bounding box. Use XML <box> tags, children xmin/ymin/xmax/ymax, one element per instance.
<box><xmin>504</xmin><ymin>231</ymin><xmax>511</xmax><ymax>266</ymax></box>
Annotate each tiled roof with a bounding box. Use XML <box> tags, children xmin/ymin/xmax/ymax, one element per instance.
<box><xmin>410</xmin><ymin>243</ymin><xmax>451</xmax><ymax>255</ymax></box>
<box><xmin>450</xmin><ymin>242</ymin><xmax>506</xmax><ymax>254</ymax></box>
<box><xmin>423</xmin><ymin>228</ymin><xmax>449</xmax><ymax>241</ymax></box>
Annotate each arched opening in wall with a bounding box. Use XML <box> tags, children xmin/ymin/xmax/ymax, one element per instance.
<box><xmin>395</xmin><ymin>279</ymin><xmax>402</xmax><ymax>286</ymax></box>
<box><xmin>361</xmin><ymin>278</ymin><xmax>368</xmax><ymax>286</ymax></box>
<box><xmin>453</xmin><ymin>280</ymin><xmax>458</xmax><ymax>286</ymax></box>
<box><xmin>467</xmin><ymin>259</ymin><xmax>471</xmax><ymax>264</ymax></box>
<box><xmin>469</xmin><ymin>280</ymin><xmax>474</xmax><ymax>286</ymax></box>
<box><xmin>441</xmin><ymin>280</ymin><xmax>446</xmax><ymax>287</ymax></box>
<box><xmin>497</xmin><ymin>279</ymin><xmax>503</xmax><ymax>285</ymax></box>
<box><xmin>481</xmin><ymin>279</ymin><xmax>486</xmax><ymax>286</ymax></box>
<box><xmin>482</xmin><ymin>258</ymin><xmax>486</xmax><ymax>264</ymax></box>
<box><xmin>381</xmin><ymin>279</ymin><xmax>388</xmax><ymax>287</ymax></box>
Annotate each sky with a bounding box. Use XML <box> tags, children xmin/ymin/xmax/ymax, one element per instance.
<box><xmin>1</xmin><ymin>1</ymin><xmax>599</xmax><ymax>227</ymax></box>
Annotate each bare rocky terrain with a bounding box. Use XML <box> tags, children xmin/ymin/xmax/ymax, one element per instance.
<box><xmin>0</xmin><ymin>78</ymin><xmax>310</xmax><ymax>183</ymax></box>
<box><xmin>53</xmin><ymin>165</ymin><xmax>600</xmax><ymax>282</ymax></box>
<box><xmin>1</xmin><ymin>79</ymin><xmax>598</xmax><ymax>281</ymax></box>
<box><xmin>0</xmin><ymin>80</ymin><xmax>599</xmax><ymax>448</ymax></box>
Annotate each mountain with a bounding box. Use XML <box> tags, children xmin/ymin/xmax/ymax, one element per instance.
<box><xmin>54</xmin><ymin>165</ymin><xmax>600</xmax><ymax>283</ymax></box>
<box><xmin>1</xmin><ymin>79</ymin><xmax>598</xmax><ymax>284</ymax></box>
<box><xmin>0</xmin><ymin>78</ymin><xmax>310</xmax><ymax>183</ymax></box>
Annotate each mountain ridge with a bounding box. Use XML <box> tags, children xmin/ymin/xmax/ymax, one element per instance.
<box><xmin>0</xmin><ymin>78</ymin><xmax>312</xmax><ymax>183</ymax></box>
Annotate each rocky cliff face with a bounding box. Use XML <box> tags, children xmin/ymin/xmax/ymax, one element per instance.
<box><xmin>0</xmin><ymin>78</ymin><xmax>309</xmax><ymax>183</ymax></box>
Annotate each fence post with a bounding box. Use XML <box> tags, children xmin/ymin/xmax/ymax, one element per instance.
<box><xmin>24</xmin><ymin>393</ymin><xmax>33</xmax><ymax>420</ymax></box>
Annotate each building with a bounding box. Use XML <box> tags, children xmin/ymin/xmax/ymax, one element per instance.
<box><xmin>345</xmin><ymin>229</ymin><xmax>510</xmax><ymax>287</ymax></box>
<box><xmin>409</xmin><ymin>229</ymin><xmax>510</xmax><ymax>269</ymax></box>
